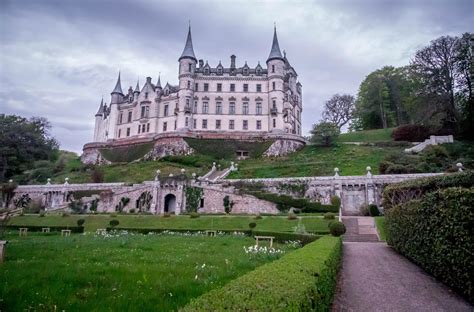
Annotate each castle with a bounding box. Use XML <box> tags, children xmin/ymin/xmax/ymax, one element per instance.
<box><xmin>82</xmin><ymin>26</ymin><xmax>305</xmax><ymax>164</ymax></box>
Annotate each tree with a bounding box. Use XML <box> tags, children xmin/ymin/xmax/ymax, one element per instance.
<box><xmin>322</xmin><ymin>94</ymin><xmax>355</xmax><ymax>130</ymax></box>
<box><xmin>0</xmin><ymin>115</ymin><xmax>59</xmax><ymax>182</ymax></box>
<box><xmin>309</xmin><ymin>122</ymin><xmax>340</xmax><ymax>146</ymax></box>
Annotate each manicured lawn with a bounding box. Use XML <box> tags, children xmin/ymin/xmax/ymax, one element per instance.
<box><xmin>228</xmin><ymin>144</ymin><xmax>404</xmax><ymax>179</ymax></box>
<box><xmin>374</xmin><ymin>216</ymin><xmax>386</xmax><ymax>241</ymax></box>
<box><xmin>0</xmin><ymin>232</ymin><xmax>292</xmax><ymax>311</ymax></box>
<box><xmin>337</xmin><ymin>128</ymin><xmax>394</xmax><ymax>142</ymax></box>
<box><xmin>8</xmin><ymin>214</ymin><xmax>332</xmax><ymax>233</ymax></box>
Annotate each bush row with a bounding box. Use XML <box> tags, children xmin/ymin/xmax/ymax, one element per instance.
<box><xmin>182</xmin><ymin>236</ymin><xmax>342</xmax><ymax>311</ymax></box>
<box><xmin>392</xmin><ymin>124</ymin><xmax>430</xmax><ymax>142</ymax></box>
<box><xmin>382</xmin><ymin>171</ymin><xmax>474</xmax><ymax>210</ymax></box>
<box><xmin>249</xmin><ymin>191</ymin><xmax>338</xmax><ymax>213</ymax></box>
<box><xmin>7</xmin><ymin>225</ymin><xmax>84</xmax><ymax>233</ymax></box>
<box><xmin>385</xmin><ymin>187</ymin><xmax>474</xmax><ymax>303</ymax></box>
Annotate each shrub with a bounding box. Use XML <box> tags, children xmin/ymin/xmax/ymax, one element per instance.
<box><xmin>310</xmin><ymin>122</ymin><xmax>340</xmax><ymax>146</ymax></box>
<box><xmin>324</xmin><ymin>212</ymin><xmax>335</xmax><ymax>220</ymax></box>
<box><xmin>25</xmin><ymin>199</ymin><xmax>43</xmax><ymax>214</ymax></box>
<box><xmin>368</xmin><ymin>204</ymin><xmax>380</xmax><ymax>216</ymax></box>
<box><xmin>248</xmin><ymin>222</ymin><xmax>257</xmax><ymax>230</ymax></box>
<box><xmin>359</xmin><ymin>204</ymin><xmax>370</xmax><ymax>216</ymax></box>
<box><xmin>77</xmin><ymin>218</ymin><xmax>85</xmax><ymax>226</ymax></box>
<box><xmin>182</xmin><ymin>236</ymin><xmax>342</xmax><ymax>311</ymax></box>
<box><xmin>190</xmin><ymin>212</ymin><xmax>200</xmax><ymax>218</ymax></box>
<box><xmin>109</xmin><ymin>219</ymin><xmax>120</xmax><ymax>228</ymax></box>
<box><xmin>386</xmin><ymin>187</ymin><xmax>474</xmax><ymax>302</ymax></box>
<box><xmin>392</xmin><ymin>124</ymin><xmax>430</xmax><ymax>142</ymax></box>
<box><xmin>223</xmin><ymin>195</ymin><xmax>234</xmax><ymax>214</ymax></box>
<box><xmin>39</xmin><ymin>211</ymin><xmax>45</xmax><ymax>217</ymax></box>
<box><xmin>61</xmin><ymin>212</ymin><xmax>69</xmax><ymax>217</ymax></box>
<box><xmin>328</xmin><ymin>221</ymin><xmax>346</xmax><ymax>237</ymax></box>
<box><xmin>330</xmin><ymin>196</ymin><xmax>341</xmax><ymax>209</ymax></box>
<box><xmin>90</xmin><ymin>166</ymin><xmax>104</xmax><ymax>183</ymax></box>
<box><xmin>129</xmin><ymin>208</ymin><xmax>136</xmax><ymax>214</ymax></box>
<box><xmin>287</xmin><ymin>213</ymin><xmax>298</xmax><ymax>220</ymax></box>
<box><xmin>254</xmin><ymin>214</ymin><xmax>262</xmax><ymax>220</ymax></box>
<box><xmin>110</xmin><ymin>213</ymin><xmax>117</xmax><ymax>218</ymax></box>
<box><xmin>162</xmin><ymin>212</ymin><xmax>171</xmax><ymax>218</ymax></box>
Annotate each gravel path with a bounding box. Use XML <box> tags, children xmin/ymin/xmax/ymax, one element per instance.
<box><xmin>332</xmin><ymin>242</ymin><xmax>472</xmax><ymax>312</ymax></box>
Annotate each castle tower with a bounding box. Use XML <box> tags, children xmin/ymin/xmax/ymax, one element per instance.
<box><xmin>93</xmin><ymin>98</ymin><xmax>104</xmax><ymax>141</ymax></box>
<box><xmin>107</xmin><ymin>72</ymin><xmax>123</xmax><ymax>140</ymax></box>
<box><xmin>133</xmin><ymin>79</ymin><xmax>140</xmax><ymax>101</ymax></box>
<box><xmin>110</xmin><ymin>72</ymin><xmax>124</xmax><ymax>104</ymax></box>
<box><xmin>177</xmin><ymin>25</ymin><xmax>197</xmax><ymax>130</ymax></box>
<box><xmin>266</xmin><ymin>26</ymin><xmax>285</xmax><ymax>133</ymax></box>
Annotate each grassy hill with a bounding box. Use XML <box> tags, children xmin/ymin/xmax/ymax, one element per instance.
<box><xmin>337</xmin><ymin>128</ymin><xmax>394</xmax><ymax>142</ymax></box>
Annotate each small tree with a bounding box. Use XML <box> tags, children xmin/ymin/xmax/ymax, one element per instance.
<box><xmin>109</xmin><ymin>219</ymin><xmax>119</xmax><ymax>228</ymax></box>
<box><xmin>223</xmin><ymin>195</ymin><xmax>234</xmax><ymax>214</ymax></box>
<box><xmin>91</xmin><ymin>166</ymin><xmax>104</xmax><ymax>183</ymax></box>
<box><xmin>310</xmin><ymin>122</ymin><xmax>340</xmax><ymax>146</ymax></box>
<box><xmin>322</xmin><ymin>94</ymin><xmax>355</xmax><ymax>130</ymax></box>
<box><xmin>77</xmin><ymin>218</ymin><xmax>85</xmax><ymax>227</ymax></box>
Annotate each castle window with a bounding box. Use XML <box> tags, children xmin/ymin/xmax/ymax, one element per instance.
<box><xmin>126</xmin><ymin>128</ymin><xmax>130</xmax><ymax>137</ymax></box>
<box><xmin>242</xmin><ymin>102</ymin><xmax>249</xmax><ymax>115</ymax></box>
<box><xmin>273</xmin><ymin>119</ymin><xmax>276</xmax><ymax>128</ymax></box>
<box><xmin>216</xmin><ymin>119</ymin><xmax>221</xmax><ymax>129</ymax></box>
<box><xmin>164</xmin><ymin>104</ymin><xmax>169</xmax><ymax>117</ymax></box>
<box><xmin>119</xmin><ymin>112</ymin><xmax>123</xmax><ymax>124</ymax></box>
<box><xmin>145</xmin><ymin>92</ymin><xmax>148</xmax><ymax>99</ymax></box>
<box><xmin>256</xmin><ymin>68</ymin><xmax>261</xmax><ymax>75</ymax></box>
<box><xmin>216</xmin><ymin>101</ymin><xmax>222</xmax><ymax>114</ymax></box>
<box><xmin>202</xmin><ymin>119</ymin><xmax>208</xmax><ymax>129</ymax></box>
<box><xmin>165</xmin><ymin>89</ymin><xmax>169</xmax><ymax>96</ymax></box>
<box><xmin>272</xmin><ymin>65</ymin><xmax>275</xmax><ymax>73</ymax></box>
<box><xmin>185</xmin><ymin>117</ymin><xmax>189</xmax><ymax>127</ymax></box>
<box><xmin>217</xmin><ymin>83</ymin><xmax>222</xmax><ymax>92</ymax></box>
<box><xmin>204</xmin><ymin>83</ymin><xmax>209</xmax><ymax>92</ymax></box>
<box><xmin>257</xmin><ymin>120</ymin><xmax>262</xmax><ymax>130</ymax></box>
<box><xmin>272</xmin><ymin>100</ymin><xmax>276</xmax><ymax>109</ymax></box>
<box><xmin>174</xmin><ymin>120</ymin><xmax>177</xmax><ymax>130</ymax></box>
<box><xmin>141</xmin><ymin>106</ymin><xmax>145</xmax><ymax>118</ymax></box>
<box><xmin>147</xmin><ymin>123</ymin><xmax>150</xmax><ymax>132</ymax></box>
<box><xmin>243</xmin><ymin>120</ymin><xmax>248</xmax><ymax>130</ymax></box>
<box><xmin>272</xmin><ymin>82</ymin><xmax>276</xmax><ymax>90</ymax></box>
<box><xmin>200</xmin><ymin>198</ymin><xmax>204</xmax><ymax>208</ymax></box>
<box><xmin>138</xmin><ymin>125</ymin><xmax>141</xmax><ymax>134</ymax></box>
<box><xmin>193</xmin><ymin>119</ymin><xmax>197</xmax><ymax>129</ymax></box>
<box><xmin>256</xmin><ymin>84</ymin><xmax>262</xmax><ymax>92</ymax></box>
<box><xmin>243</xmin><ymin>84</ymin><xmax>248</xmax><ymax>92</ymax></box>
<box><xmin>256</xmin><ymin>102</ymin><xmax>262</xmax><ymax>115</ymax></box>
<box><xmin>142</xmin><ymin>124</ymin><xmax>146</xmax><ymax>133</ymax></box>
<box><xmin>195</xmin><ymin>83</ymin><xmax>198</xmax><ymax>91</ymax></box>
<box><xmin>193</xmin><ymin>101</ymin><xmax>198</xmax><ymax>113</ymax></box>
<box><xmin>230</xmin><ymin>84</ymin><xmax>235</xmax><ymax>92</ymax></box>
<box><xmin>188</xmin><ymin>63</ymin><xmax>192</xmax><ymax>72</ymax></box>
<box><xmin>297</xmin><ymin>125</ymin><xmax>300</xmax><ymax>134</ymax></box>
<box><xmin>163</xmin><ymin>122</ymin><xmax>167</xmax><ymax>131</ymax></box>
<box><xmin>118</xmin><ymin>129</ymin><xmax>121</xmax><ymax>138</ymax></box>
<box><xmin>187</xmin><ymin>81</ymin><xmax>190</xmax><ymax>89</ymax></box>
<box><xmin>202</xmin><ymin>102</ymin><xmax>209</xmax><ymax>114</ymax></box>
<box><xmin>229</xmin><ymin>102</ymin><xmax>235</xmax><ymax>114</ymax></box>
<box><xmin>128</xmin><ymin>111</ymin><xmax>132</xmax><ymax>123</ymax></box>
<box><xmin>229</xmin><ymin>120</ymin><xmax>235</xmax><ymax>129</ymax></box>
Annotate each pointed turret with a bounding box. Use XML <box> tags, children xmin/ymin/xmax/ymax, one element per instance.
<box><xmin>95</xmin><ymin>97</ymin><xmax>104</xmax><ymax>116</ymax></box>
<box><xmin>267</xmin><ymin>26</ymin><xmax>284</xmax><ymax>63</ymax></box>
<box><xmin>111</xmin><ymin>71</ymin><xmax>123</xmax><ymax>95</ymax></box>
<box><xmin>179</xmin><ymin>25</ymin><xmax>197</xmax><ymax>62</ymax></box>
<box><xmin>134</xmin><ymin>79</ymin><xmax>140</xmax><ymax>93</ymax></box>
<box><xmin>156</xmin><ymin>74</ymin><xmax>162</xmax><ymax>89</ymax></box>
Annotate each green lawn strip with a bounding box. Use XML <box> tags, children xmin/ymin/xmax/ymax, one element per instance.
<box><xmin>228</xmin><ymin>144</ymin><xmax>403</xmax><ymax>179</ymax></box>
<box><xmin>0</xmin><ymin>234</ymin><xmax>288</xmax><ymax>311</ymax></box>
<box><xmin>374</xmin><ymin>216</ymin><xmax>386</xmax><ymax>241</ymax></box>
<box><xmin>8</xmin><ymin>214</ymin><xmax>331</xmax><ymax>234</ymax></box>
<box><xmin>182</xmin><ymin>236</ymin><xmax>342</xmax><ymax>311</ymax></box>
<box><xmin>337</xmin><ymin>128</ymin><xmax>394</xmax><ymax>142</ymax></box>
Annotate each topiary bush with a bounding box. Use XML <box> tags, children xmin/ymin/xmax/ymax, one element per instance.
<box><xmin>328</xmin><ymin>221</ymin><xmax>346</xmax><ymax>237</ymax></box>
<box><xmin>368</xmin><ymin>204</ymin><xmax>380</xmax><ymax>216</ymax></box>
<box><xmin>359</xmin><ymin>204</ymin><xmax>370</xmax><ymax>216</ymax></box>
<box><xmin>182</xmin><ymin>236</ymin><xmax>342</xmax><ymax>311</ymax></box>
<box><xmin>330</xmin><ymin>196</ymin><xmax>341</xmax><ymax>209</ymax></box>
<box><xmin>190</xmin><ymin>212</ymin><xmax>200</xmax><ymax>218</ymax></box>
<box><xmin>254</xmin><ymin>214</ymin><xmax>262</xmax><ymax>220</ymax></box>
<box><xmin>109</xmin><ymin>219</ymin><xmax>119</xmax><ymax>228</ymax></box>
<box><xmin>386</xmin><ymin>187</ymin><xmax>473</xmax><ymax>302</ymax></box>
<box><xmin>287</xmin><ymin>213</ymin><xmax>298</xmax><ymax>220</ymax></box>
<box><xmin>392</xmin><ymin>124</ymin><xmax>430</xmax><ymax>142</ymax></box>
<box><xmin>76</xmin><ymin>218</ymin><xmax>85</xmax><ymax>227</ymax></box>
<box><xmin>248</xmin><ymin>222</ymin><xmax>257</xmax><ymax>230</ymax></box>
<box><xmin>324</xmin><ymin>212</ymin><xmax>335</xmax><ymax>220</ymax></box>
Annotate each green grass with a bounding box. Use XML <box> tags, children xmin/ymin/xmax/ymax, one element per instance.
<box><xmin>8</xmin><ymin>214</ymin><xmax>332</xmax><ymax>233</ymax></box>
<box><xmin>0</xmin><ymin>232</ymin><xmax>290</xmax><ymax>311</ymax></box>
<box><xmin>374</xmin><ymin>216</ymin><xmax>386</xmax><ymax>241</ymax></box>
<box><xmin>227</xmin><ymin>144</ymin><xmax>404</xmax><ymax>179</ymax></box>
<box><xmin>337</xmin><ymin>128</ymin><xmax>394</xmax><ymax>142</ymax></box>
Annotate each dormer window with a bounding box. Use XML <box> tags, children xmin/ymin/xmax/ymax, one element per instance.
<box><xmin>217</xmin><ymin>67</ymin><xmax>223</xmax><ymax>75</ymax></box>
<box><xmin>204</xmin><ymin>67</ymin><xmax>210</xmax><ymax>75</ymax></box>
<box><xmin>145</xmin><ymin>92</ymin><xmax>148</xmax><ymax>99</ymax></box>
<box><xmin>243</xmin><ymin>68</ymin><xmax>249</xmax><ymax>75</ymax></box>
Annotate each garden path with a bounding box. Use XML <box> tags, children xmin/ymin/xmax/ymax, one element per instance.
<box><xmin>332</xmin><ymin>242</ymin><xmax>472</xmax><ymax>311</ymax></box>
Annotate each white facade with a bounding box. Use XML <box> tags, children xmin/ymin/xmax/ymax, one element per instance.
<box><xmin>92</xmin><ymin>27</ymin><xmax>303</xmax><ymax>143</ymax></box>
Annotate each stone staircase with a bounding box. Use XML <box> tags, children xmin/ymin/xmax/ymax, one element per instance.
<box><xmin>342</xmin><ymin>217</ymin><xmax>380</xmax><ymax>242</ymax></box>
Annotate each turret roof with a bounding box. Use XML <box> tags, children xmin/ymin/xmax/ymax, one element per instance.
<box><xmin>95</xmin><ymin>98</ymin><xmax>104</xmax><ymax>116</ymax></box>
<box><xmin>267</xmin><ymin>26</ymin><xmax>284</xmax><ymax>62</ymax></box>
<box><xmin>134</xmin><ymin>79</ymin><xmax>140</xmax><ymax>93</ymax></box>
<box><xmin>111</xmin><ymin>72</ymin><xmax>123</xmax><ymax>94</ymax></box>
<box><xmin>179</xmin><ymin>26</ymin><xmax>197</xmax><ymax>62</ymax></box>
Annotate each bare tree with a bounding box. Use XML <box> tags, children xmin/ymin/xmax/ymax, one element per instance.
<box><xmin>322</xmin><ymin>94</ymin><xmax>355</xmax><ymax>130</ymax></box>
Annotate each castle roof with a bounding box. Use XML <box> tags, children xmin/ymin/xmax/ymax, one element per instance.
<box><xmin>179</xmin><ymin>26</ymin><xmax>197</xmax><ymax>62</ymax></box>
<box><xmin>111</xmin><ymin>72</ymin><xmax>123</xmax><ymax>95</ymax></box>
<box><xmin>134</xmin><ymin>79</ymin><xmax>140</xmax><ymax>93</ymax></box>
<box><xmin>95</xmin><ymin>98</ymin><xmax>104</xmax><ymax>116</ymax></box>
<box><xmin>267</xmin><ymin>26</ymin><xmax>284</xmax><ymax>62</ymax></box>
<box><xmin>156</xmin><ymin>74</ymin><xmax>162</xmax><ymax>89</ymax></box>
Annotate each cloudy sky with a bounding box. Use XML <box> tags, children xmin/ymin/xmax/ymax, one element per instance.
<box><xmin>1</xmin><ymin>0</ymin><xmax>472</xmax><ymax>153</ymax></box>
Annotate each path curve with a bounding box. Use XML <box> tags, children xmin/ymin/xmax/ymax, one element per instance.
<box><xmin>332</xmin><ymin>242</ymin><xmax>472</xmax><ymax>312</ymax></box>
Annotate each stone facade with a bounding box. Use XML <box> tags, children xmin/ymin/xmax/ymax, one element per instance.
<box><xmin>83</xmin><ymin>26</ymin><xmax>304</xmax><ymax>163</ymax></box>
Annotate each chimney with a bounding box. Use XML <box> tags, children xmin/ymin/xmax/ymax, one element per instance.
<box><xmin>146</xmin><ymin>77</ymin><xmax>152</xmax><ymax>83</ymax></box>
<box><xmin>230</xmin><ymin>55</ymin><xmax>236</xmax><ymax>68</ymax></box>
<box><xmin>199</xmin><ymin>59</ymin><xmax>204</xmax><ymax>68</ymax></box>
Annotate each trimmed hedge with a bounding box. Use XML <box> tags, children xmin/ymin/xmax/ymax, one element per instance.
<box><xmin>392</xmin><ymin>124</ymin><xmax>430</xmax><ymax>142</ymax></box>
<box><xmin>105</xmin><ymin>227</ymin><xmax>252</xmax><ymax>235</ymax></box>
<box><xmin>249</xmin><ymin>191</ymin><xmax>338</xmax><ymax>213</ymax></box>
<box><xmin>182</xmin><ymin>236</ymin><xmax>342</xmax><ymax>311</ymax></box>
<box><xmin>382</xmin><ymin>172</ymin><xmax>474</xmax><ymax>210</ymax></box>
<box><xmin>99</xmin><ymin>142</ymin><xmax>154</xmax><ymax>163</ymax></box>
<box><xmin>386</xmin><ymin>187</ymin><xmax>474</xmax><ymax>303</ymax></box>
<box><xmin>251</xmin><ymin>230</ymin><xmax>321</xmax><ymax>245</ymax></box>
<box><xmin>7</xmin><ymin>225</ymin><xmax>84</xmax><ymax>233</ymax></box>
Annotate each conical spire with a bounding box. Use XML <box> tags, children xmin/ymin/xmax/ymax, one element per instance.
<box><xmin>112</xmin><ymin>71</ymin><xmax>123</xmax><ymax>94</ymax></box>
<box><xmin>267</xmin><ymin>25</ymin><xmax>284</xmax><ymax>62</ymax></box>
<box><xmin>179</xmin><ymin>25</ymin><xmax>197</xmax><ymax>62</ymax></box>
<box><xmin>134</xmin><ymin>79</ymin><xmax>140</xmax><ymax>93</ymax></box>
<box><xmin>156</xmin><ymin>73</ymin><xmax>162</xmax><ymax>89</ymax></box>
<box><xmin>95</xmin><ymin>97</ymin><xmax>104</xmax><ymax>116</ymax></box>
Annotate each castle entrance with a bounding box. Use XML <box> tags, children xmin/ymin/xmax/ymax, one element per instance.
<box><xmin>164</xmin><ymin>194</ymin><xmax>176</xmax><ymax>213</ymax></box>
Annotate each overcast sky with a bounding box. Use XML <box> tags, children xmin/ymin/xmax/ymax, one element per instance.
<box><xmin>1</xmin><ymin>0</ymin><xmax>472</xmax><ymax>153</ymax></box>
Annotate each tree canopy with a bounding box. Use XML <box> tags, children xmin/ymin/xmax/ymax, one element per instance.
<box><xmin>0</xmin><ymin>114</ymin><xmax>59</xmax><ymax>182</ymax></box>
<box><xmin>322</xmin><ymin>94</ymin><xmax>355</xmax><ymax>130</ymax></box>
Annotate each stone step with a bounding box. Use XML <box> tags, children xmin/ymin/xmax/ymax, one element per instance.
<box><xmin>343</xmin><ymin>234</ymin><xmax>380</xmax><ymax>242</ymax></box>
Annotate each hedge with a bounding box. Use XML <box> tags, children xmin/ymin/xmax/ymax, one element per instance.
<box><xmin>386</xmin><ymin>187</ymin><xmax>474</xmax><ymax>303</ymax></box>
<box><xmin>105</xmin><ymin>227</ymin><xmax>252</xmax><ymax>235</ymax></box>
<box><xmin>251</xmin><ymin>230</ymin><xmax>321</xmax><ymax>245</ymax></box>
<box><xmin>181</xmin><ymin>236</ymin><xmax>342</xmax><ymax>311</ymax></box>
<box><xmin>382</xmin><ymin>171</ymin><xmax>474</xmax><ymax>210</ymax></box>
<box><xmin>99</xmin><ymin>142</ymin><xmax>154</xmax><ymax>163</ymax></box>
<box><xmin>249</xmin><ymin>191</ymin><xmax>338</xmax><ymax>213</ymax></box>
<box><xmin>184</xmin><ymin>138</ymin><xmax>274</xmax><ymax>159</ymax></box>
<box><xmin>7</xmin><ymin>225</ymin><xmax>84</xmax><ymax>233</ymax></box>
